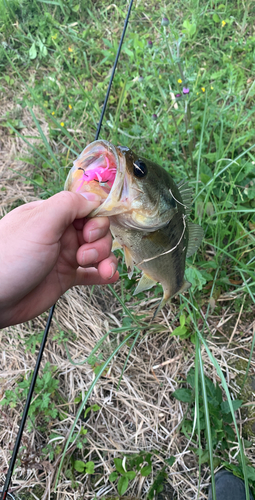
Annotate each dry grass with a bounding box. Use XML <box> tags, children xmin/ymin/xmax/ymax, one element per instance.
<box><xmin>0</xmin><ymin>90</ymin><xmax>48</xmax><ymax>215</ymax></box>
<box><xmin>0</xmin><ymin>95</ymin><xmax>255</xmax><ymax>500</ymax></box>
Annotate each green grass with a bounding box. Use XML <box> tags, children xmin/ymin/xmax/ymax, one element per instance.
<box><xmin>1</xmin><ymin>0</ymin><xmax>255</xmax><ymax>498</ymax></box>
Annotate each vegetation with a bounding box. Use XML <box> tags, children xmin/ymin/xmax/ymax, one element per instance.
<box><xmin>0</xmin><ymin>0</ymin><xmax>255</xmax><ymax>498</ymax></box>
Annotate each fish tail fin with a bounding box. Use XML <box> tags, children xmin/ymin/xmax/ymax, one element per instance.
<box><xmin>153</xmin><ymin>280</ymin><xmax>191</xmax><ymax>319</ymax></box>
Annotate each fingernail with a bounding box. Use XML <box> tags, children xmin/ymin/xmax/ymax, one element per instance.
<box><xmin>88</xmin><ymin>228</ymin><xmax>104</xmax><ymax>243</ymax></box>
<box><xmin>109</xmin><ymin>263</ymin><xmax>117</xmax><ymax>279</ymax></box>
<box><xmin>82</xmin><ymin>248</ymin><xmax>99</xmax><ymax>265</ymax></box>
<box><xmin>81</xmin><ymin>192</ymin><xmax>101</xmax><ymax>201</ymax></box>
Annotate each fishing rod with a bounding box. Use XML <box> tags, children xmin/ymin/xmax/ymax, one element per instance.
<box><xmin>0</xmin><ymin>1</ymin><xmax>134</xmax><ymax>498</ymax></box>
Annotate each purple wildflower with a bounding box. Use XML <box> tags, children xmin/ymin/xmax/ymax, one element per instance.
<box><xmin>147</xmin><ymin>40</ymin><xmax>153</xmax><ymax>48</ymax></box>
<box><xmin>183</xmin><ymin>87</ymin><xmax>190</xmax><ymax>94</ymax></box>
<box><xmin>161</xmin><ymin>17</ymin><xmax>169</xmax><ymax>27</ymax></box>
<box><xmin>175</xmin><ymin>93</ymin><xmax>182</xmax><ymax>98</ymax></box>
<box><xmin>152</xmin><ymin>113</ymin><xmax>157</xmax><ymax>120</ymax></box>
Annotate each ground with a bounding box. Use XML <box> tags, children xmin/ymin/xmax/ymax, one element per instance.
<box><xmin>1</xmin><ymin>0</ymin><xmax>255</xmax><ymax>498</ymax></box>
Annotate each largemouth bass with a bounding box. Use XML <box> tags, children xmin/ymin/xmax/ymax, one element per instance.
<box><xmin>65</xmin><ymin>140</ymin><xmax>203</xmax><ymax>315</ymax></box>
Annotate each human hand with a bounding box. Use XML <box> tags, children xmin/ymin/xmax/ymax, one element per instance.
<box><xmin>0</xmin><ymin>191</ymin><xmax>119</xmax><ymax>328</ymax></box>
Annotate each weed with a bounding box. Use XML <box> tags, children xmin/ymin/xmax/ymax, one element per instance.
<box><xmin>109</xmin><ymin>452</ymin><xmax>153</xmax><ymax>496</ymax></box>
<box><xmin>23</xmin><ymin>330</ymin><xmax>44</xmax><ymax>354</ymax></box>
<box><xmin>0</xmin><ymin>362</ymin><xmax>61</xmax><ymax>431</ymax></box>
<box><xmin>73</xmin><ymin>458</ymin><xmax>95</xmax><ymax>474</ymax></box>
<box><xmin>173</xmin><ymin>368</ymin><xmax>244</xmax><ymax>465</ymax></box>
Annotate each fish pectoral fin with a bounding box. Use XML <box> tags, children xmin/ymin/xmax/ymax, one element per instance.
<box><xmin>123</xmin><ymin>246</ymin><xmax>135</xmax><ymax>279</ymax></box>
<box><xmin>186</xmin><ymin>222</ymin><xmax>204</xmax><ymax>258</ymax></box>
<box><xmin>134</xmin><ymin>273</ymin><xmax>157</xmax><ymax>295</ymax></box>
<box><xmin>112</xmin><ymin>239</ymin><xmax>123</xmax><ymax>251</ymax></box>
<box><xmin>112</xmin><ymin>241</ymin><xmax>134</xmax><ymax>279</ymax></box>
<box><xmin>153</xmin><ymin>280</ymin><xmax>191</xmax><ymax>319</ymax></box>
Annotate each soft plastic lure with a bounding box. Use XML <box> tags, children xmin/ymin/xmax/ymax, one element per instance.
<box><xmin>76</xmin><ymin>155</ymin><xmax>116</xmax><ymax>191</ymax></box>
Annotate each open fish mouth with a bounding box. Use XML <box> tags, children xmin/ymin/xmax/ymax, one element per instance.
<box><xmin>65</xmin><ymin>140</ymin><xmax>129</xmax><ymax>217</ymax></box>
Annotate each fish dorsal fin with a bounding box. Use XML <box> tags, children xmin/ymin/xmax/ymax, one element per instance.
<box><xmin>186</xmin><ymin>222</ymin><xmax>204</xmax><ymax>258</ymax></box>
<box><xmin>134</xmin><ymin>273</ymin><xmax>157</xmax><ymax>296</ymax></box>
<box><xmin>123</xmin><ymin>245</ymin><xmax>135</xmax><ymax>279</ymax></box>
<box><xmin>177</xmin><ymin>180</ymin><xmax>193</xmax><ymax>213</ymax></box>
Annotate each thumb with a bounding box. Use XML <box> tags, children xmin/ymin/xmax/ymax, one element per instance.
<box><xmin>33</xmin><ymin>191</ymin><xmax>101</xmax><ymax>242</ymax></box>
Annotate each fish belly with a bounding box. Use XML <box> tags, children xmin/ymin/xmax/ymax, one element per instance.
<box><xmin>110</xmin><ymin>211</ymin><xmax>188</xmax><ymax>301</ymax></box>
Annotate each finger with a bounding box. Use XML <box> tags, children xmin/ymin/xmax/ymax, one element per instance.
<box><xmin>97</xmin><ymin>253</ymin><xmax>119</xmax><ymax>280</ymax></box>
<box><xmin>75</xmin><ymin>267</ymin><xmax>119</xmax><ymax>286</ymax></box>
<box><xmin>31</xmin><ymin>191</ymin><xmax>101</xmax><ymax>243</ymax></box>
<box><xmin>83</xmin><ymin>216</ymin><xmax>110</xmax><ymax>243</ymax></box>
<box><xmin>76</xmin><ymin>231</ymin><xmax>114</xmax><ymax>267</ymax></box>
<box><xmin>73</xmin><ymin>217</ymin><xmax>86</xmax><ymax>231</ymax></box>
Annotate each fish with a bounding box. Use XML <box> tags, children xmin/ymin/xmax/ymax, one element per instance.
<box><xmin>65</xmin><ymin>140</ymin><xmax>204</xmax><ymax>316</ymax></box>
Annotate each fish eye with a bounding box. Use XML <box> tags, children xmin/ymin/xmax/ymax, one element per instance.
<box><xmin>133</xmin><ymin>160</ymin><xmax>147</xmax><ymax>178</ymax></box>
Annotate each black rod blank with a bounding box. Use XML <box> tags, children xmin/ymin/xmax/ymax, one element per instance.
<box><xmin>0</xmin><ymin>305</ymin><xmax>55</xmax><ymax>500</ymax></box>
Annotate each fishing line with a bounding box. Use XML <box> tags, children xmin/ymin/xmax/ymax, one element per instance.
<box><xmin>0</xmin><ymin>2</ymin><xmax>134</xmax><ymax>498</ymax></box>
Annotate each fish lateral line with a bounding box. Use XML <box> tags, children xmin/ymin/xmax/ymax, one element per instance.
<box><xmin>137</xmin><ymin>214</ymin><xmax>187</xmax><ymax>266</ymax></box>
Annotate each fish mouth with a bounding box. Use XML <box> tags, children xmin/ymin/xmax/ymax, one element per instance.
<box><xmin>65</xmin><ymin>140</ymin><xmax>129</xmax><ymax>217</ymax></box>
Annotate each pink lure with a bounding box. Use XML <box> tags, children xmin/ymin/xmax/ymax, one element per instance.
<box><xmin>76</xmin><ymin>155</ymin><xmax>116</xmax><ymax>192</ymax></box>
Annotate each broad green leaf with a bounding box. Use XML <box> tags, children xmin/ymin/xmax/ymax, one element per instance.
<box><xmin>171</xmin><ymin>325</ymin><xmax>188</xmax><ymax>337</ymax></box>
<box><xmin>74</xmin><ymin>396</ymin><xmax>81</xmax><ymax>403</ymax></box>
<box><xmin>117</xmin><ymin>475</ymin><xmax>129</xmax><ymax>495</ymax></box>
<box><xmin>125</xmin><ymin>470</ymin><xmax>136</xmax><ymax>480</ymax></box>
<box><xmin>182</xmin><ymin>19</ymin><xmax>196</xmax><ymax>37</ymax></box>
<box><xmin>41</xmin><ymin>45</ymin><xmax>48</xmax><ymax>57</ymax></box>
<box><xmin>141</xmin><ymin>464</ymin><xmax>152</xmax><ymax>476</ymax></box>
<box><xmin>247</xmin><ymin>466</ymin><xmax>255</xmax><ymax>481</ymax></box>
<box><xmin>221</xmin><ymin>399</ymin><xmax>243</xmax><ymax>414</ymax></box>
<box><xmin>165</xmin><ymin>456</ymin><xmax>176</xmax><ymax>466</ymax></box>
<box><xmin>183</xmin><ymin>20</ymin><xmax>191</xmax><ymax>29</ymax></box>
<box><xmin>84</xmin><ymin>404</ymin><xmax>100</xmax><ymax>418</ymax></box>
<box><xmin>190</xmin><ymin>24</ymin><xmax>196</xmax><ymax>36</ymax></box>
<box><xmin>91</xmin><ymin>404</ymin><xmax>100</xmax><ymax>412</ymax></box>
<box><xmin>109</xmin><ymin>471</ymin><xmax>118</xmax><ymax>482</ymax></box>
<box><xmin>114</xmin><ymin>458</ymin><xmax>125</xmax><ymax>474</ymax></box>
<box><xmin>180</xmin><ymin>314</ymin><xmax>186</xmax><ymax>328</ymax></box>
<box><xmin>29</xmin><ymin>42</ymin><xmax>37</xmax><ymax>60</ymax></box>
<box><xmin>172</xmin><ymin>388</ymin><xmax>192</xmax><ymax>403</ymax></box>
<box><xmin>200</xmin><ymin>173</ymin><xmax>212</xmax><ymax>184</ymax></box>
<box><xmin>185</xmin><ymin>267</ymin><xmax>207</xmax><ymax>291</ymax></box>
<box><xmin>74</xmin><ymin>460</ymin><xmax>85</xmax><ymax>473</ymax></box>
<box><xmin>213</xmin><ymin>13</ymin><xmax>220</xmax><ymax>23</ymax></box>
<box><xmin>33</xmin><ymin>175</ymin><xmax>44</xmax><ymax>186</ymax></box>
<box><xmin>85</xmin><ymin>461</ymin><xmax>95</xmax><ymax>474</ymax></box>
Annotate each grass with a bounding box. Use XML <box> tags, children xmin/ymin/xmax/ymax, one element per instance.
<box><xmin>0</xmin><ymin>0</ymin><xmax>255</xmax><ymax>498</ymax></box>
